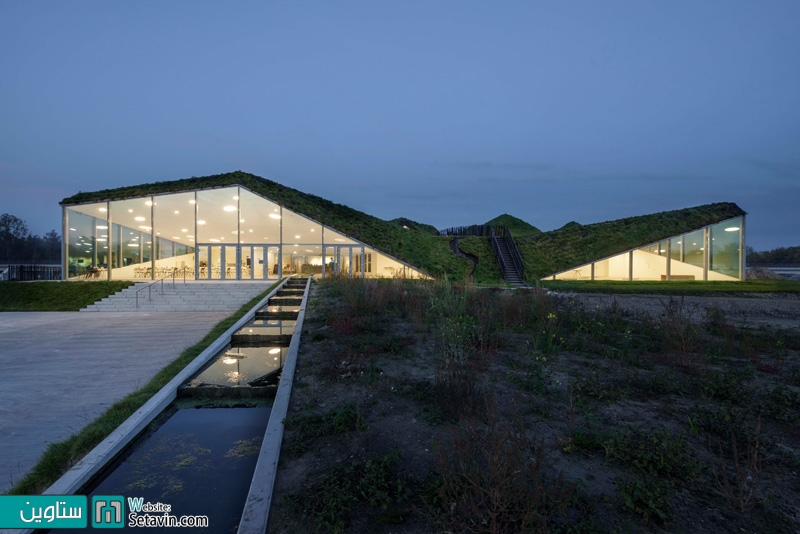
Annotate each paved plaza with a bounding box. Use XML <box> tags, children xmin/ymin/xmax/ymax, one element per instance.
<box><xmin>0</xmin><ymin>311</ymin><xmax>231</xmax><ymax>494</ymax></box>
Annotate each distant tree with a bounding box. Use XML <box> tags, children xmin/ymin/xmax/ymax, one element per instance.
<box><xmin>0</xmin><ymin>213</ymin><xmax>29</xmax><ymax>261</ymax></box>
<box><xmin>747</xmin><ymin>245</ymin><xmax>800</xmax><ymax>265</ymax></box>
<box><xmin>0</xmin><ymin>214</ymin><xmax>61</xmax><ymax>263</ymax></box>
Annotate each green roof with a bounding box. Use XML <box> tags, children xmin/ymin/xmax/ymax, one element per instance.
<box><xmin>61</xmin><ymin>171</ymin><xmax>745</xmax><ymax>283</ymax></box>
<box><xmin>518</xmin><ymin>202</ymin><xmax>746</xmax><ymax>279</ymax></box>
<box><xmin>61</xmin><ymin>171</ymin><xmax>472</xmax><ymax>279</ymax></box>
<box><xmin>484</xmin><ymin>213</ymin><xmax>541</xmax><ymax>237</ymax></box>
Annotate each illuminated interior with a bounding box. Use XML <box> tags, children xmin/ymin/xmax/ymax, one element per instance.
<box><xmin>552</xmin><ymin>216</ymin><xmax>744</xmax><ymax>281</ymax></box>
<box><xmin>63</xmin><ymin>186</ymin><xmax>428</xmax><ymax>280</ymax></box>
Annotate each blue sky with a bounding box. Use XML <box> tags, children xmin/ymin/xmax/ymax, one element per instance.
<box><xmin>1</xmin><ymin>1</ymin><xmax>798</xmax><ymax>250</ymax></box>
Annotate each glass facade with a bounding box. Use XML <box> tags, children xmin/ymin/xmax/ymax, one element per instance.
<box><xmin>551</xmin><ymin>216</ymin><xmax>744</xmax><ymax>282</ymax></box>
<box><xmin>64</xmin><ymin>186</ymin><xmax>427</xmax><ymax>281</ymax></box>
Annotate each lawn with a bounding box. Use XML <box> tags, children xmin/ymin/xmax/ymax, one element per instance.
<box><xmin>540</xmin><ymin>279</ymin><xmax>800</xmax><ymax>294</ymax></box>
<box><xmin>0</xmin><ymin>281</ymin><xmax>135</xmax><ymax>311</ymax></box>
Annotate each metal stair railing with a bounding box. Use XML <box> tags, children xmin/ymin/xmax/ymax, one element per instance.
<box><xmin>489</xmin><ymin>227</ymin><xmax>508</xmax><ymax>280</ymax></box>
<box><xmin>490</xmin><ymin>226</ymin><xmax>526</xmax><ymax>284</ymax></box>
<box><xmin>135</xmin><ymin>267</ymin><xmax>190</xmax><ymax>309</ymax></box>
<box><xmin>500</xmin><ymin>226</ymin><xmax>525</xmax><ymax>281</ymax></box>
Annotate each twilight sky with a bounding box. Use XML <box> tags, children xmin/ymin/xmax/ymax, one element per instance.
<box><xmin>1</xmin><ymin>1</ymin><xmax>798</xmax><ymax>250</ymax></box>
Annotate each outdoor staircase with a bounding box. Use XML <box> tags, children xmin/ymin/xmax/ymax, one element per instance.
<box><xmin>494</xmin><ymin>236</ymin><xmax>526</xmax><ymax>287</ymax></box>
<box><xmin>80</xmin><ymin>282</ymin><xmax>271</xmax><ymax>312</ymax></box>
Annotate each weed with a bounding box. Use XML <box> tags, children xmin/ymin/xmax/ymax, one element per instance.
<box><xmin>603</xmin><ymin>427</ymin><xmax>699</xmax><ymax>481</ymax></box>
<box><xmin>764</xmin><ymin>385</ymin><xmax>800</xmax><ymax>425</ymax></box>
<box><xmin>616</xmin><ymin>475</ymin><xmax>674</xmax><ymax>524</ymax></box>
<box><xmin>708</xmin><ymin>416</ymin><xmax>770</xmax><ymax>512</ymax></box>
<box><xmin>289</xmin><ymin>452</ymin><xmax>410</xmax><ymax>533</ymax></box>
<box><xmin>431</xmin><ymin>419</ymin><xmax>573</xmax><ymax>533</ymax></box>
<box><xmin>694</xmin><ymin>367</ymin><xmax>755</xmax><ymax>404</ymax></box>
<box><xmin>659</xmin><ymin>296</ymin><xmax>703</xmax><ymax>367</ymax></box>
<box><xmin>283</xmin><ymin>402</ymin><xmax>368</xmax><ymax>458</ymax></box>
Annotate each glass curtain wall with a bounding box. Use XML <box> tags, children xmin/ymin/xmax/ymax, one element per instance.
<box><xmin>65</xmin><ymin>185</ymin><xmax>428</xmax><ymax>281</ymax></box>
<box><xmin>551</xmin><ymin>216</ymin><xmax>744</xmax><ymax>282</ymax></box>
<box><xmin>66</xmin><ymin>203</ymin><xmax>108</xmax><ymax>279</ymax></box>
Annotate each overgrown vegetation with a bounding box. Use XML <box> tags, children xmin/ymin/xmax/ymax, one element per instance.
<box><xmin>7</xmin><ymin>282</ymin><xmax>279</xmax><ymax>495</ymax></box>
<box><xmin>0</xmin><ymin>281</ymin><xmax>135</xmax><ymax>311</ymax></box>
<box><xmin>270</xmin><ymin>277</ymin><xmax>800</xmax><ymax>533</ymax></box>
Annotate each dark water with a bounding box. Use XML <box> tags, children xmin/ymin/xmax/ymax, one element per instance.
<box><xmin>54</xmin><ymin>406</ymin><xmax>271</xmax><ymax>533</ymax></box>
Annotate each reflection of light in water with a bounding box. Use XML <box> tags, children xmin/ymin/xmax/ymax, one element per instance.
<box><xmin>225</xmin><ymin>371</ymin><xmax>247</xmax><ymax>384</ymax></box>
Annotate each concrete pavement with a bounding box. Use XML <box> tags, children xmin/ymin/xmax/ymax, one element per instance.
<box><xmin>0</xmin><ymin>310</ymin><xmax>232</xmax><ymax>494</ymax></box>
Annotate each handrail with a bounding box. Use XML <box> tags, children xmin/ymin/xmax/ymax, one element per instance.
<box><xmin>489</xmin><ymin>227</ymin><xmax>508</xmax><ymax>279</ymax></box>
<box><xmin>502</xmin><ymin>226</ymin><xmax>525</xmax><ymax>281</ymax></box>
<box><xmin>437</xmin><ymin>224</ymin><xmax>493</xmax><ymax>237</ymax></box>
<box><xmin>135</xmin><ymin>267</ymin><xmax>189</xmax><ymax>309</ymax></box>
<box><xmin>489</xmin><ymin>226</ymin><xmax>526</xmax><ymax>284</ymax></box>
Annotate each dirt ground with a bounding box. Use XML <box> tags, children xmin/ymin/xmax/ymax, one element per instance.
<box><xmin>268</xmin><ymin>281</ymin><xmax>800</xmax><ymax>534</ymax></box>
<box><xmin>557</xmin><ymin>292</ymin><xmax>800</xmax><ymax>333</ymax></box>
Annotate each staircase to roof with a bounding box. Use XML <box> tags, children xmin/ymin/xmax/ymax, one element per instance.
<box><xmin>80</xmin><ymin>281</ymin><xmax>273</xmax><ymax>312</ymax></box>
<box><xmin>492</xmin><ymin>234</ymin><xmax>527</xmax><ymax>287</ymax></box>
<box><xmin>437</xmin><ymin>224</ymin><xmax>529</xmax><ymax>288</ymax></box>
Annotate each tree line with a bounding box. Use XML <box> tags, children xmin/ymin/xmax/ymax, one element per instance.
<box><xmin>0</xmin><ymin>213</ymin><xmax>61</xmax><ymax>263</ymax></box>
<box><xmin>746</xmin><ymin>245</ymin><xmax>800</xmax><ymax>266</ymax></box>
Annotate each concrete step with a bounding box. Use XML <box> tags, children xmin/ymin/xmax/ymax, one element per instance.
<box><xmin>81</xmin><ymin>282</ymin><xmax>271</xmax><ymax>312</ymax></box>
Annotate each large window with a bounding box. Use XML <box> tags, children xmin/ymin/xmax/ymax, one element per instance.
<box><xmin>710</xmin><ymin>217</ymin><xmax>742</xmax><ymax>279</ymax></box>
<box><xmin>65</xmin><ymin>185</ymin><xmax>428</xmax><ymax>281</ymax></box>
<box><xmin>550</xmin><ymin>217</ymin><xmax>744</xmax><ymax>282</ymax></box>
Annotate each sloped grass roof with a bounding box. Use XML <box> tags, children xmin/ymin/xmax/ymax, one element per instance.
<box><xmin>484</xmin><ymin>213</ymin><xmax>541</xmax><ymax>237</ymax></box>
<box><xmin>519</xmin><ymin>202</ymin><xmax>746</xmax><ymax>280</ymax></box>
<box><xmin>61</xmin><ymin>171</ymin><xmax>471</xmax><ymax>279</ymax></box>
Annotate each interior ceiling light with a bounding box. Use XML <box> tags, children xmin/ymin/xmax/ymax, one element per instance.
<box><xmin>223</xmin><ymin>206</ymin><xmax>237</xmax><ymax>212</ymax></box>
<box><xmin>181</xmin><ymin>229</ymin><xmax>188</xmax><ymax>232</ymax></box>
<box><xmin>197</xmin><ymin>220</ymin><xmax>206</xmax><ymax>225</ymax></box>
<box><xmin>209</xmin><ymin>238</ymin><xmax>220</xmax><ymax>243</ymax></box>
<box><xmin>145</xmin><ymin>201</ymin><xmax>153</xmax><ymax>206</ymax></box>
<box><xmin>335</xmin><ymin>238</ymin><xmax>345</xmax><ymax>242</ymax></box>
<box><xmin>269</xmin><ymin>214</ymin><xmax>281</xmax><ymax>219</ymax></box>
<box><xmin>135</xmin><ymin>216</ymin><xmax>145</xmax><ymax>221</ymax></box>
<box><xmin>187</xmin><ymin>235</ymin><xmax>194</xmax><ymax>238</ymax></box>
<box><xmin>295</xmin><ymin>235</ymin><xmax>301</xmax><ymax>239</ymax></box>
<box><xmin>98</xmin><ymin>207</ymin><xmax>107</xmax><ymax>212</ymax></box>
<box><xmin>248</xmin><ymin>229</ymin><xmax>253</xmax><ymax>232</ymax></box>
<box><xmin>240</xmin><ymin>219</ymin><xmax>245</xmax><ymax>223</ymax></box>
<box><xmin>69</xmin><ymin>228</ymin><xmax>76</xmax><ymax>231</ymax></box>
<box><xmin>310</xmin><ymin>229</ymin><xmax>315</xmax><ymax>232</ymax></box>
<box><xmin>269</xmin><ymin>348</ymin><xmax>281</xmax><ymax>354</ymax></box>
<box><xmin>233</xmin><ymin>195</ymin><xmax>239</xmax><ymax>200</ymax></box>
<box><xmin>138</xmin><ymin>226</ymin><xmax>152</xmax><ymax>230</ymax></box>
<box><xmin>97</xmin><ymin>225</ymin><xmax>108</xmax><ymax>229</ymax></box>
<box><xmin>174</xmin><ymin>210</ymin><xmax>179</xmax><ymax>214</ymax></box>
<box><xmin>173</xmin><ymin>236</ymin><xmax>181</xmax><ymax>239</ymax></box>
<box><xmin>128</xmin><ymin>209</ymin><xmax>133</xmax><ymax>213</ymax></box>
<box><xmin>189</xmin><ymin>199</ymin><xmax>196</xmax><ymax>204</ymax></box>
<box><xmin>96</xmin><ymin>238</ymin><xmax>107</xmax><ymax>242</ymax></box>
<box><xmin>725</xmin><ymin>227</ymin><xmax>740</xmax><ymax>232</ymax></box>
